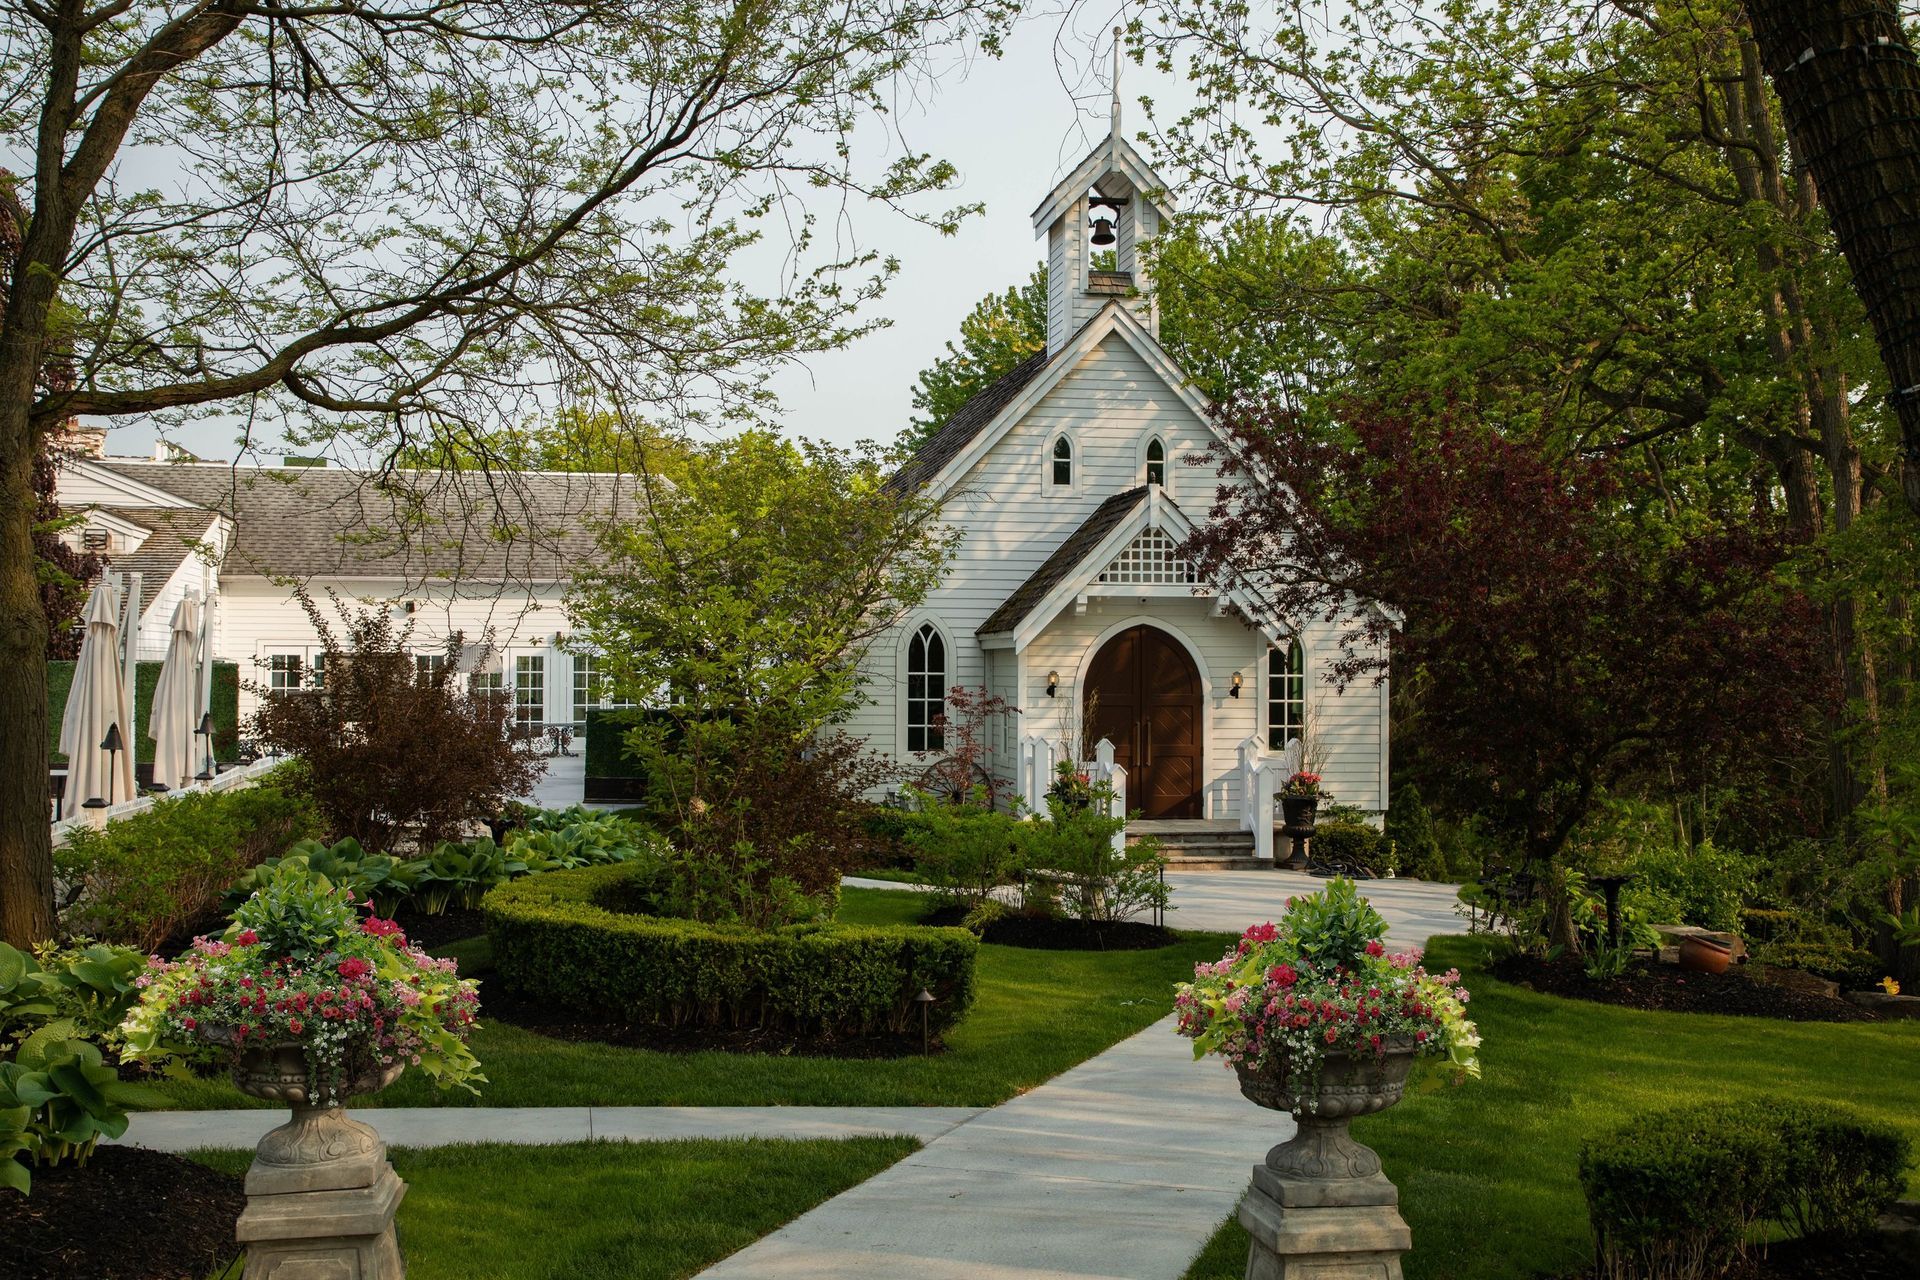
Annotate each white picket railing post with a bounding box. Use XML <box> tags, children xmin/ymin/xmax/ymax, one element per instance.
<box><xmin>1107</xmin><ymin>762</ymin><xmax>1127</xmax><ymax>856</ymax></box>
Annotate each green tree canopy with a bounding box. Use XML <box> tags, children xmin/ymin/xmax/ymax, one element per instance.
<box><xmin>903</xmin><ymin>265</ymin><xmax>1048</xmax><ymax>452</ymax></box>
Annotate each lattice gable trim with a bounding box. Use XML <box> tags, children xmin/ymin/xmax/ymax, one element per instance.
<box><xmin>1096</xmin><ymin>526</ymin><xmax>1195</xmax><ymax>585</ymax></box>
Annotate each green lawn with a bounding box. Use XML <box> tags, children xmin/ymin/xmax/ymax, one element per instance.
<box><xmin>1180</xmin><ymin>934</ymin><xmax>1920</xmax><ymax>1280</ymax></box>
<box><xmin>192</xmin><ymin>1136</ymin><xmax>915</xmax><ymax>1280</ymax></box>
<box><xmin>150</xmin><ymin>888</ymin><xmax>1232</xmax><ymax>1109</ymax></box>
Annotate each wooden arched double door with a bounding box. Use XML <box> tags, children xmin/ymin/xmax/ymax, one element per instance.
<box><xmin>1083</xmin><ymin>625</ymin><xmax>1203</xmax><ymax>819</ymax></box>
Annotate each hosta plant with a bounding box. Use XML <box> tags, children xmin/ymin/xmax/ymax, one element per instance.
<box><xmin>1175</xmin><ymin>878</ymin><xmax>1480</xmax><ymax>1111</ymax></box>
<box><xmin>122</xmin><ymin>866</ymin><xmax>483</xmax><ymax>1103</ymax></box>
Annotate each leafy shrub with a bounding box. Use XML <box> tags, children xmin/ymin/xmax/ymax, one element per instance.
<box><xmin>227</xmin><ymin>837</ymin><xmax>421</xmax><ymax>917</ymax></box>
<box><xmin>1019</xmin><ymin>788</ymin><xmax>1169</xmax><ymax>923</ymax></box>
<box><xmin>246</xmin><ymin>589</ymin><xmax>542</xmax><ymax>850</ymax></box>
<box><xmin>483</xmin><ymin>863</ymin><xmax>977</xmax><ymax>1039</ymax></box>
<box><xmin>1579</xmin><ymin>1100</ymin><xmax>1910</xmax><ymax>1280</ymax></box>
<box><xmin>902</xmin><ymin>795</ymin><xmax>1026</xmax><ymax>908</ymax></box>
<box><xmin>1310</xmin><ymin>820</ymin><xmax>1387</xmax><ymax>874</ymax></box>
<box><xmin>54</xmin><ymin>768</ymin><xmax>323</xmax><ymax>949</ymax></box>
<box><xmin>0</xmin><ymin>941</ymin><xmax>160</xmax><ymax>1196</ymax></box>
<box><xmin>413</xmin><ymin>839</ymin><xmax>527</xmax><ymax>914</ymax></box>
<box><xmin>508</xmin><ymin>807</ymin><xmax>649</xmax><ymax>871</ymax></box>
<box><xmin>1385</xmin><ymin>785</ymin><xmax>1444</xmax><ymax>879</ymax></box>
<box><xmin>1736</xmin><ymin>907</ymin><xmax>1802</xmax><ymax>944</ymax></box>
<box><xmin>1624</xmin><ymin>842</ymin><xmax>1754</xmax><ymax>932</ymax></box>
<box><xmin>1748</xmin><ymin>941</ymin><xmax>1883</xmax><ymax>989</ymax></box>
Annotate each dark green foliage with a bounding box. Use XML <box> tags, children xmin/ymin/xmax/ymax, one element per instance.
<box><xmin>53</xmin><ymin>768</ymin><xmax>323</xmax><ymax>950</ymax></box>
<box><xmin>1384</xmin><ymin>786</ymin><xmax>1446</xmax><ymax>879</ymax></box>
<box><xmin>484</xmin><ymin>864</ymin><xmax>978</xmax><ymax>1038</ymax></box>
<box><xmin>1579</xmin><ymin>1100</ymin><xmax>1911</xmax><ymax>1280</ymax></box>
<box><xmin>1625</xmin><ymin>843</ymin><xmax>1754</xmax><ymax>933</ymax></box>
<box><xmin>1748</xmin><ymin>941</ymin><xmax>1884</xmax><ymax>989</ymax></box>
<box><xmin>1736</xmin><ymin>907</ymin><xmax>1801</xmax><ymax>944</ymax></box>
<box><xmin>1310</xmin><ymin>820</ymin><xmax>1388</xmax><ymax>874</ymax></box>
<box><xmin>47</xmin><ymin>660</ymin><xmax>240</xmax><ymax>766</ymax></box>
<box><xmin>582</xmin><ymin>707</ymin><xmax>654</xmax><ymax>801</ymax></box>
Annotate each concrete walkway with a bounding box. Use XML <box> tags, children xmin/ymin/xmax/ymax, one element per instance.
<box><xmin>845</xmin><ymin>868</ymin><xmax>1464</xmax><ymax>952</ymax></box>
<box><xmin>115</xmin><ymin>1105</ymin><xmax>982</xmax><ymax>1153</ymax></box>
<box><xmin>696</xmin><ymin>1015</ymin><xmax>1281</xmax><ymax>1280</ymax></box>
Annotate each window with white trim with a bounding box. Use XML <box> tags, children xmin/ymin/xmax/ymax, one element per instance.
<box><xmin>514</xmin><ymin>655</ymin><xmax>545</xmax><ymax>732</ymax></box>
<box><xmin>571</xmin><ymin>655</ymin><xmax>630</xmax><ymax>728</ymax></box>
<box><xmin>1144</xmin><ymin>436</ymin><xmax>1166</xmax><ymax>487</ymax></box>
<box><xmin>415</xmin><ymin>653</ymin><xmax>447</xmax><ymax>684</ymax></box>
<box><xmin>1267</xmin><ymin>639</ymin><xmax>1305</xmax><ymax>751</ymax></box>
<box><xmin>267</xmin><ymin>653</ymin><xmax>305</xmax><ymax>694</ymax></box>
<box><xmin>905</xmin><ymin>623</ymin><xmax>947</xmax><ymax>753</ymax></box>
<box><xmin>1050</xmin><ymin>435</ymin><xmax>1073</xmax><ymax>486</ymax></box>
<box><xmin>1098</xmin><ymin>527</ymin><xmax>1196</xmax><ymax>585</ymax></box>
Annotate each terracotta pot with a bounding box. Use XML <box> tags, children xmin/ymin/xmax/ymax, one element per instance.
<box><xmin>1234</xmin><ymin>1040</ymin><xmax>1417</xmax><ymax>1181</ymax></box>
<box><xmin>1677</xmin><ymin>935</ymin><xmax>1733</xmax><ymax>976</ymax></box>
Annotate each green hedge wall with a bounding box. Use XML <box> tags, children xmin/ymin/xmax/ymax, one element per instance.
<box><xmin>483</xmin><ymin>863</ymin><xmax>979</xmax><ymax>1038</ymax></box>
<box><xmin>47</xmin><ymin>660</ymin><xmax>240</xmax><ymax>766</ymax></box>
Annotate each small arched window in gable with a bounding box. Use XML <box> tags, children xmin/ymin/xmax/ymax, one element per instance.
<box><xmin>1051</xmin><ymin>435</ymin><xmax>1073</xmax><ymax>486</ymax></box>
<box><xmin>1267</xmin><ymin>638</ymin><xmax>1305</xmax><ymax>752</ymax></box>
<box><xmin>1144</xmin><ymin>436</ymin><xmax>1167</xmax><ymax>487</ymax></box>
<box><xmin>906</xmin><ymin>622</ymin><xmax>947</xmax><ymax>753</ymax></box>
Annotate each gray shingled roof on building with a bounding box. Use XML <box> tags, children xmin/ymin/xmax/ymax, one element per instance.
<box><xmin>885</xmin><ymin>347</ymin><xmax>1054</xmax><ymax>495</ymax></box>
<box><xmin>92</xmin><ymin>461</ymin><xmax>636</xmax><ymax>583</ymax></box>
<box><xmin>98</xmin><ymin>507</ymin><xmax>222</xmax><ymax>589</ymax></box>
<box><xmin>976</xmin><ymin>487</ymin><xmax>1148</xmax><ymax>637</ymax></box>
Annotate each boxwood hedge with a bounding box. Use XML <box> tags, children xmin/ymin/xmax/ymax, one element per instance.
<box><xmin>1579</xmin><ymin>1099</ymin><xmax>1909</xmax><ymax>1280</ymax></box>
<box><xmin>482</xmin><ymin>864</ymin><xmax>978</xmax><ymax>1038</ymax></box>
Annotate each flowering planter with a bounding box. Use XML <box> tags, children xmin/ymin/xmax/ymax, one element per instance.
<box><xmin>1279</xmin><ymin>796</ymin><xmax>1320</xmax><ymax>835</ymax></box>
<box><xmin>1234</xmin><ymin>1039</ymin><xmax>1417</xmax><ymax>1182</ymax></box>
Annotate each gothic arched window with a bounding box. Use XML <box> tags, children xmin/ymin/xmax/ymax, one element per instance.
<box><xmin>1051</xmin><ymin>435</ymin><xmax>1073</xmax><ymax>487</ymax></box>
<box><xmin>906</xmin><ymin>622</ymin><xmax>947</xmax><ymax>753</ymax></box>
<box><xmin>1144</xmin><ymin>436</ymin><xmax>1166</xmax><ymax>487</ymax></box>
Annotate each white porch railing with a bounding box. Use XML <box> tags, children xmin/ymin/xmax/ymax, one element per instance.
<box><xmin>1020</xmin><ymin>734</ymin><xmax>1128</xmax><ymax>855</ymax></box>
<box><xmin>1085</xmin><ymin>738</ymin><xmax>1128</xmax><ymax>856</ymax></box>
<box><xmin>1237</xmin><ymin>735</ymin><xmax>1301</xmax><ymax>860</ymax></box>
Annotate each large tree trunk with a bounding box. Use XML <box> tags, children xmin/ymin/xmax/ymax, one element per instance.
<box><xmin>0</xmin><ymin>406</ymin><xmax>52</xmax><ymax>947</ymax></box>
<box><xmin>1744</xmin><ymin>0</ymin><xmax>1920</xmax><ymax>518</ymax></box>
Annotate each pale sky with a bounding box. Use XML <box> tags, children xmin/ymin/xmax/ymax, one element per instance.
<box><xmin>98</xmin><ymin>9</ymin><xmax>1185</xmax><ymax>463</ymax></box>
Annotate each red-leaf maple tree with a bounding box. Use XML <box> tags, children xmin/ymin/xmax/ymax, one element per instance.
<box><xmin>1185</xmin><ymin>400</ymin><xmax>1833</xmax><ymax>944</ymax></box>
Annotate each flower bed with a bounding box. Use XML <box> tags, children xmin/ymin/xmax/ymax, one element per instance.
<box><xmin>483</xmin><ymin>863</ymin><xmax>978</xmax><ymax>1042</ymax></box>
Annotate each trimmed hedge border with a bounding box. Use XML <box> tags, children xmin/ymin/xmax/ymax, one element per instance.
<box><xmin>483</xmin><ymin>864</ymin><xmax>979</xmax><ymax>1039</ymax></box>
<box><xmin>1579</xmin><ymin>1099</ymin><xmax>1910</xmax><ymax>1280</ymax></box>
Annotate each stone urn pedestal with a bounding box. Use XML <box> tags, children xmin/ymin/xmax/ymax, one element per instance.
<box><xmin>1233</xmin><ymin>1042</ymin><xmax>1416</xmax><ymax>1280</ymax></box>
<box><xmin>231</xmin><ymin>1044</ymin><xmax>407</xmax><ymax>1280</ymax></box>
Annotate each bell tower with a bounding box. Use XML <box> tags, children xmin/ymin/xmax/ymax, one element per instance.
<box><xmin>1030</xmin><ymin>35</ymin><xmax>1177</xmax><ymax>356</ymax></box>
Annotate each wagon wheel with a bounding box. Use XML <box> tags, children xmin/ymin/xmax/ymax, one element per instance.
<box><xmin>913</xmin><ymin>758</ymin><xmax>994</xmax><ymax>807</ymax></box>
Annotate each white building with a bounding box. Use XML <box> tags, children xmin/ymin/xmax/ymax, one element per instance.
<box><xmin>55</xmin><ymin>455</ymin><xmax>632</xmax><ymax>737</ymax></box>
<box><xmin>847</xmin><ymin>121</ymin><xmax>1390</xmax><ymax>840</ymax></box>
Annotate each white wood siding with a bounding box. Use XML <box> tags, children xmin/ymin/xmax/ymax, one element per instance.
<box><xmin>853</xmin><ymin>328</ymin><xmax>1391</xmax><ymax>815</ymax></box>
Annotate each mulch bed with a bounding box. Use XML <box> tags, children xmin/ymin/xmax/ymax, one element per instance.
<box><xmin>389</xmin><ymin>905</ymin><xmax>489</xmax><ymax>952</ymax></box>
<box><xmin>3</xmin><ymin>1146</ymin><xmax>243</xmax><ymax>1280</ymax></box>
<box><xmin>479</xmin><ymin>983</ymin><xmax>941</xmax><ymax>1059</ymax></box>
<box><xmin>1491</xmin><ymin>952</ymin><xmax>1875</xmax><ymax>1023</ymax></box>
<box><xmin>920</xmin><ymin>907</ymin><xmax>1177</xmax><ymax>951</ymax></box>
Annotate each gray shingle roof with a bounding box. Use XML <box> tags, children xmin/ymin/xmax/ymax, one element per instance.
<box><xmin>976</xmin><ymin>487</ymin><xmax>1148</xmax><ymax>637</ymax></box>
<box><xmin>97</xmin><ymin>507</ymin><xmax>222</xmax><ymax>589</ymax></box>
<box><xmin>92</xmin><ymin>461</ymin><xmax>637</xmax><ymax>583</ymax></box>
<box><xmin>885</xmin><ymin>348</ymin><xmax>1054</xmax><ymax>496</ymax></box>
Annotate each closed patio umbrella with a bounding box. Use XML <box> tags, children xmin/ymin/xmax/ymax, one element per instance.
<box><xmin>149</xmin><ymin>594</ymin><xmax>201</xmax><ymax>791</ymax></box>
<box><xmin>60</xmin><ymin>582</ymin><xmax>136</xmax><ymax>809</ymax></box>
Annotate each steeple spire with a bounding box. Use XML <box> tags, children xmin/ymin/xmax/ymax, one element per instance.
<box><xmin>1110</xmin><ymin>26</ymin><xmax>1122</xmax><ymax>138</ymax></box>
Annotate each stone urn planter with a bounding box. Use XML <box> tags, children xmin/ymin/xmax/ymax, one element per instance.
<box><xmin>1279</xmin><ymin>795</ymin><xmax>1320</xmax><ymax>836</ymax></box>
<box><xmin>231</xmin><ymin>1043</ymin><xmax>408</xmax><ymax>1280</ymax></box>
<box><xmin>1232</xmin><ymin>1041</ymin><xmax>1416</xmax><ymax>1280</ymax></box>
